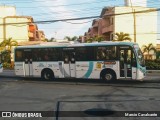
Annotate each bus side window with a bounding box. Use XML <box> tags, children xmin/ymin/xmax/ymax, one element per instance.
<box><xmin>15</xmin><ymin>50</ymin><xmax>23</xmax><ymax>61</ymax></box>
<box><xmin>132</xmin><ymin>52</ymin><xmax>137</xmax><ymax>67</ymax></box>
<box><xmin>64</xmin><ymin>54</ymin><xmax>69</xmax><ymax>63</ymax></box>
<box><xmin>76</xmin><ymin>47</ymin><xmax>87</xmax><ymax>61</ymax></box>
<box><xmin>96</xmin><ymin>47</ymin><xmax>106</xmax><ymax>60</ymax></box>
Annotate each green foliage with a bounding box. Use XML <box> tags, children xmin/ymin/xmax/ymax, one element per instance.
<box><xmin>113</xmin><ymin>32</ymin><xmax>132</xmax><ymax>42</ymax></box>
<box><xmin>85</xmin><ymin>36</ymin><xmax>104</xmax><ymax>43</ymax></box>
<box><xmin>145</xmin><ymin>59</ymin><xmax>160</xmax><ymax>70</ymax></box>
<box><xmin>156</xmin><ymin>51</ymin><xmax>160</xmax><ymax>59</ymax></box>
<box><xmin>64</xmin><ymin>36</ymin><xmax>78</xmax><ymax>41</ymax></box>
<box><xmin>0</xmin><ymin>38</ymin><xmax>18</xmax><ymax>51</ymax></box>
<box><xmin>1</xmin><ymin>50</ymin><xmax>11</xmax><ymax>63</ymax></box>
<box><xmin>142</xmin><ymin>43</ymin><xmax>156</xmax><ymax>54</ymax></box>
<box><xmin>2</xmin><ymin>62</ymin><xmax>14</xmax><ymax>69</ymax></box>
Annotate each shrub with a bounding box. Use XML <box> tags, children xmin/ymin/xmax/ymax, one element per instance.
<box><xmin>145</xmin><ymin>60</ymin><xmax>160</xmax><ymax>70</ymax></box>
<box><xmin>2</xmin><ymin>62</ymin><xmax>14</xmax><ymax>69</ymax></box>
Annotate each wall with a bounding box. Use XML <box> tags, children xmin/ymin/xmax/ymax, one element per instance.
<box><xmin>0</xmin><ymin>6</ymin><xmax>16</xmax><ymax>17</ymax></box>
<box><xmin>5</xmin><ymin>17</ymin><xmax>29</xmax><ymax>42</ymax></box>
<box><xmin>114</xmin><ymin>7</ymin><xmax>157</xmax><ymax>48</ymax></box>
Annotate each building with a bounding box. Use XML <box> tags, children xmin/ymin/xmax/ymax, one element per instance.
<box><xmin>0</xmin><ymin>6</ymin><xmax>45</xmax><ymax>43</ymax></box>
<box><xmin>83</xmin><ymin>0</ymin><xmax>158</xmax><ymax>49</ymax></box>
<box><xmin>125</xmin><ymin>0</ymin><xmax>147</xmax><ymax>7</ymax></box>
<box><xmin>0</xmin><ymin>6</ymin><xmax>16</xmax><ymax>17</ymax></box>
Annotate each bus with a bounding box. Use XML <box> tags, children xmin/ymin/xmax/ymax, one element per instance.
<box><xmin>14</xmin><ymin>42</ymin><xmax>146</xmax><ymax>81</ymax></box>
<box><xmin>0</xmin><ymin>54</ymin><xmax>3</xmax><ymax>73</ymax></box>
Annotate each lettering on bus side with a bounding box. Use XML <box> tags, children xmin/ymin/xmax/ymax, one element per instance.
<box><xmin>63</xmin><ymin>48</ymin><xmax>74</xmax><ymax>50</ymax></box>
<box><xmin>104</xmin><ymin>61</ymin><xmax>116</xmax><ymax>65</ymax></box>
<box><xmin>48</xmin><ymin>64</ymin><xmax>52</xmax><ymax>67</ymax></box>
<box><xmin>102</xmin><ymin>61</ymin><xmax>116</xmax><ymax>68</ymax></box>
<box><xmin>15</xmin><ymin>64</ymin><xmax>23</xmax><ymax>66</ymax></box>
<box><xmin>38</xmin><ymin>63</ymin><xmax>45</xmax><ymax>67</ymax></box>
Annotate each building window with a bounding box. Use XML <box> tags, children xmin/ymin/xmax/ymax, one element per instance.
<box><xmin>110</xmin><ymin>17</ymin><xmax>114</xmax><ymax>25</ymax></box>
<box><xmin>110</xmin><ymin>33</ymin><xmax>114</xmax><ymax>41</ymax></box>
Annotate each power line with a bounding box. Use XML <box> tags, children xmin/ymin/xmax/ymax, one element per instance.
<box><xmin>0</xmin><ymin>16</ymin><xmax>100</xmax><ymax>25</ymax></box>
<box><xmin>0</xmin><ymin>7</ymin><xmax>159</xmax><ymax>25</ymax></box>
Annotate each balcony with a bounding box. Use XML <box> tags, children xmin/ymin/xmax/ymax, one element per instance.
<box><xmin>92</xmin><ymin>22</ymin><xmax>98</xmax><ymax>28</ymax></box>
<box><xmin>102</xmin><ymin>25</ymin><xmax>113</xmax><ymax>34</ymax></box>
<box><xmin>28</xmin><ymin>32</ymin><xmax>34</xmax><ymax>38</ymax></box>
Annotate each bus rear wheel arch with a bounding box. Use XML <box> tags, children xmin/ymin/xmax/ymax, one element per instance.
<box><xmin>41</xmin><ymin>68</ymin><xmax>54</xmax><ymax>80</ymax></box>
<box><xmin>100</xmin><ymin>69</ymin><xmax>117</xmax><ymax>81</ymax></box>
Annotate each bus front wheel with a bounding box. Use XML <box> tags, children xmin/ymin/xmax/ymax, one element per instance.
<box><xmin>101</xmin><ymin>71</ymin><xmax>116</xmax><ymax>81</ymax></box>
<box><xmin>41</xmin><ymin>69</ymin><xmax>54</xmax><ymax>80</ymax></box>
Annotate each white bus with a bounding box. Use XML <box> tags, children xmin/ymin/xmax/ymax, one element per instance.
<box><xmin>14</xmin><ymin>42</ymin><xmax>146</xmax><ymax>81</ymax></box>
<box><xmin>0</xmin><ymin>55</ymin><xmax>3</xmax><ymax>73</ymax></box>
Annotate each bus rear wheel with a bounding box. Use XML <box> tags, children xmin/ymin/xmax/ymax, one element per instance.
<box><xmin>101</xmin><ymin>71</ymin><xmax>116</xmax><ymax>81</ymax></box>
<box><xmin>42</xmin><ymin>69</ymin><xmax>54</xmax><ymax>80</ymax></box>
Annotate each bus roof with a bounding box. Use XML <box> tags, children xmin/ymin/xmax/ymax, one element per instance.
<box><xmin>15</xmin><ymin>41</ymin><xmax>138</xmax><ymax>49</ymax></box>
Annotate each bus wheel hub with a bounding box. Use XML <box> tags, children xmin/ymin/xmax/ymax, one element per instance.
<box><xmin>105</xmin><ymin>74</ymin><xmax>112</xmax><ymax>80</ymax></box>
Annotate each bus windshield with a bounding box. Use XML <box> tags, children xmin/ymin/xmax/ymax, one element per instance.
<box><xmin>134</xmin><ymin>45</ymin><xmax>145</xmax><ymax>67</ymax></box>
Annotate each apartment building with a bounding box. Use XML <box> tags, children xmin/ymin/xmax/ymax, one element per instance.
<box><xmin>83</xmin><ymin>0</ymin><xmax>158</xmax><ymax>48</ymax></box>
<box><xmin>0</xmin><ymin>6</ymin><xmax>45</xmax><ymax>43</ymax></box>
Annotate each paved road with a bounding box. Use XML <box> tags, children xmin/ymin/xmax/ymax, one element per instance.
<box><xmin>0</xmin><ymin>70</ymin><xmax>160</xmax><ymax>120</ymax></box>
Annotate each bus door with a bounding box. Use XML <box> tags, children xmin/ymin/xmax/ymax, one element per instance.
<box><xmin>23</xmin><ymin>49</ymin><xmax>33</xmax><ymax>77</ymax></box>
<box><xmin>119</xmin><ymin>47</ymin><xmax>132</xmax><ymax>78</ymax></box>
<box><xmin>63</xmin><ymin>48</ymin><xmax>76</xmax><ymax>78</ymax></box>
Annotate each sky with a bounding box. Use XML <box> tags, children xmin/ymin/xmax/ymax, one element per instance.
<box><xmin>0</xmin><ymin>0</ymin><xmax>160</xmax><ymax>40</ymax></box>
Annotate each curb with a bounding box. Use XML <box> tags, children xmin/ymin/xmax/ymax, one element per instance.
<box><xmin>146</xmin><ymin>70</ymin><xmax>160</xmax><ymax>73</ymax></box>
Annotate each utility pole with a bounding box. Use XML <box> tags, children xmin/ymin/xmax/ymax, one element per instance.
<box><xmin>130</xmin><ymin>0</ymin><xmax>136</xmax><ymax>43</ymax></box>
<box><xmin>133</xmin><ymin>9</ymin><xmax>136</xmax><ymax>43</ymax></box>
<box><xmin>3</xmin><ymin>17</ymin><xmax>6</xmax><ymax>41</ymax></box>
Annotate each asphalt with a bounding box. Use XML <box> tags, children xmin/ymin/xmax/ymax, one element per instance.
<box><xmin>0</xmin><ymin>69</ymin><xmax>160</xmax><ymax>81</ymax></box>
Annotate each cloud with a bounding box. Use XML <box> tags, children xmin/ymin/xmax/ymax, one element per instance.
<box><xmin>37</xmin><ymin>0</ymin><xmax>92</xmax><ymax>39</ymax></box>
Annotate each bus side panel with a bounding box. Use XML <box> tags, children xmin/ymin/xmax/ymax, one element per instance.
<box><xmin>0</xmin><ymin>63</ymin><xmax>3</xmax><ymax>73</ymax></box>
<box><xmin>32</xmin><ymin>62</ymin><xmax>63</xmax><ymax>78</ymax></box>
<box><xmin>76</xmin><ymin>62</ymin><xmax>93</xmax><ymax>78</ymax></box>
<box><xmin>88</xmin><ymin>62</ymin><xmax>102</xmax><ymax>79</ymax></box>
<box><xmin>132</xmin><ymin>67</ymin><xmax>137</xmax><ymax>80</ymax></box>
<box><xmin>51</xmin><ymin>62</ymin><xmax>63</xmax><ymax>78</ymax></box>
<box><xmin>136</xmin><ymin>68</ymin><xmax>145</xmax><ymax>80</ymax></box>
<box><xmin>14</xmin><ymin>62</ymin><xmax>24</xmax><ymax>76</ymax></box>
<box><xmin>89</xmin><ymin>61</ymin><xmax>120</xmax><ymax>79</ymax></box>
<box><xmin>32</xmin><ymin>62</ymin><xmax>46</xmax><ymax>77</ymax></box>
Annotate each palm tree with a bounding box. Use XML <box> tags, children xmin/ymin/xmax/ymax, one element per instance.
<box><xmin>142</xmin><ymin>43</ymin><xmax>156</xmax><ymax>60</ymax></box>
<box><xmin>94</xmin><ymin>35</ymin><xmax>104</xmax><ymax>42</ymax></box>
<box><xmin>1</xmin><ymin>38</ymin><xmax>18</xmax><ymax>51</ymax></box>
<box><xmin>86</xmin><ymin>37</ymin><xmax>93</xmax><ymax>43</ymax></box>
<box><xmin>44</xmin><ymin>37</ymin><xmax>56</xmax><ymax>42</ymax></box>
<box><xmin>0</xmin><ymin>41</ymin><xmax>4</xmax><ymax>52</ymax></box>
<box><xmin>64</xmin><ymin>36</ymin><xmax>78</xmax><ymax>41</ymax></box>
<box><xmin>85</xmin><ymin>36</ymin><xmax>104</xmax><ymax>43</ymax></box>
<box><xmin>0</xmin><ymin>38</ymin><xmax>18</xmax><ymax>66</ymax></box>
<box><xmin>113</xmin><ymin>32</ymin><xmax>132</xmax><ymax>42</ymax></box>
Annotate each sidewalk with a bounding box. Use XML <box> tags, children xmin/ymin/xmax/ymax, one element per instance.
<box><xmin>0</xmin><ymin>69</ymin><xmax>15</xmax><ymax>77</ymax></box>
<box><xmin>146</xmin><ymin>70</ymin><xmax>160</xmax><ymax>73</ymax></box>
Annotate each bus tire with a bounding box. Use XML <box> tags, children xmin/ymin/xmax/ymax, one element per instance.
<box><xmin>41</xmin><ymin>69</ymin><xmax>54</xmax><ymax>80</ymax></box>
<box><xmin>101</xmin><ymin>70</ymin><xmax>116</xmax><ymax>81</ymax></box>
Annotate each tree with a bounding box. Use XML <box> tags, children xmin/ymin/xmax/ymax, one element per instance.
<box><xmin>94</xmin><ymin>35</ymin><xmax>104</xmax><ymax>42</ymax></box>
<box><xmin>1</xmin><ymin>38</ymin><xmax>18</xmax><ymax>51</ymax></box>
<box><xmin>64</xmin><ymin>36</ymin><xmax>78</xmax><ymax>41</ymax></box>
<box><xmin>85</xmin><ymin>35</ymin><xmax>104</xmax><ymax>43</ymax></box>
<box><xmin>142</xmin><ymin>43</ymin><xmax>157</xmax><ymax>60</ymax></box>
<box><xmin>86</xmin><ymin>37</ymin><xmax>93</xmax><ymax>43</ymax></box>
<box><xmin>113</xmin><ymin>32</ymin><xmax>132</xmax><ymax>42</ymax></box>
<box><xmin>44</xmin><ymin>37</ymin><xmax>56</xmax><ymax>42</ymax></box>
